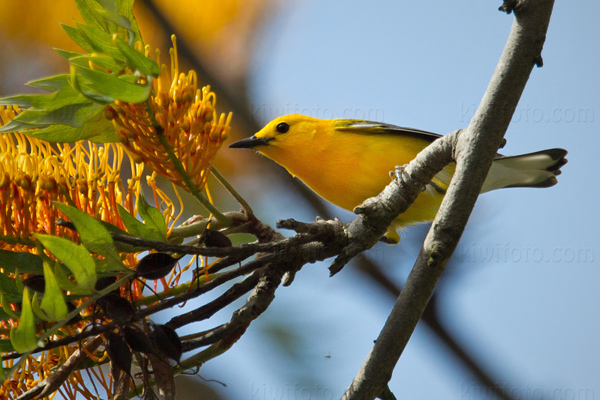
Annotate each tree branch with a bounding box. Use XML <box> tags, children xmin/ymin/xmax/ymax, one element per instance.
<box><xmin>342</xmin><ymin>1</ymin><xmax>556</xmax><ymax>398</ymax></box>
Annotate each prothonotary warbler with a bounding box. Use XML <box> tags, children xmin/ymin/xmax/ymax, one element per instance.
<box><xmin>229</xmin><ymin>114</ymin><xmax>567</xmax><ymax>244</ymax></box>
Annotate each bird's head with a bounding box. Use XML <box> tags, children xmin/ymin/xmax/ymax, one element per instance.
<box><xmin>229</xmin><ymin>114</ymin><xmax>320</xmax><ymax>163</ymax></box>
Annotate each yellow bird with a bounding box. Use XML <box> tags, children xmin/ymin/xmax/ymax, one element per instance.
<box><xmin>230</xmin><ymin>115</ymin><xmax>567</xmax><ymax>244</ymax></box>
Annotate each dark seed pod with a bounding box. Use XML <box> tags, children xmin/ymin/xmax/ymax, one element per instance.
<box><xmin>97</xmin><ymin>293</ymin><xmax>136</xmax><ymax>324</ymax></box>
<box><xmin>122</xmin><ymin>324</ymin><xmax>154</xmax><ymax>354</ymax></box>
<box><xmin>151</xmin><ymin>324</ymin><xmax>182</xmax><ymax>362</ymax></box>
<box><xmin>56</xmin><ymin>218</ymin><xmax>76</xmax><ymax>231</ymax></box>
<box><xmin>22</xmin><ymin>275</ymin><xmax>46</xmax><ymax>293</ymax></box>
<box><xmin>136</xmin><ymin>253</ymin><xmax>178</xmax><ymax>280</ymax></box>
<box><xmin>105</xmin><ymin>331</ymin><xmax>132</xmax><ymax>376</ymax></box>
<box><xmin>203</xmin><ymin>230</ymin><xmax>232</xmax><ymax>248</ymax></box>
<box><xmin>94</xmin><ymin>276</ymin><xmax>118</xmax><ymax>292</ymax></box>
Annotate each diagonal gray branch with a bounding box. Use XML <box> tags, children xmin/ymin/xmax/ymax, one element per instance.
<box><xmin>341</xmin><ymin>1</ymin><xmax>556</xmax><ymax>399</ymax></box>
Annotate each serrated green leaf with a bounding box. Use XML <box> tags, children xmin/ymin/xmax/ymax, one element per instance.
<box><xmin>117</xmin><ymin>204</ymin><xmax>166</xmax><ymax>242</ymax></box>
<box><xmin>61</xmin><ymin>23</ymin><xmax>95</xmax><ymax>53</ymax></box>
<box><xmin>116</xmin><ymin>40</ymin><xmax>159</xmax><ymax>77</ymax></box>
<box><xmin>34</xmin><ymin>235</ymin><xmax>96</xmax><ymax>294</ymax></box>
<box><xmin>10</xmin><ymin>288</ymin><xmax>38</xmax><ymax>353</ymax></box>
<box><xmin>0</xmin><ymin>273</ymin><xmax>20</xmax><ymax>303</ymax></box>
<box><xmin>41</xmin><ymin>262</ymin><xmax>68</xmax><ymax>321</ymax></box>
<box><xmin>0</xmin><ymin>250</ymin><xmax>44</xmax><ymax>275</ymax></box>
<box><xmin>74</xmin><ymin>65</ymin><xmax>151</xmax><ymax>103</ymax></box>
<box><xmin>53</xmin><ymin>203</ymin><xmax>125</xmax><ymax>271</ymax></box>
<box><xmin>136</xmin><ymin>194</ymin><xmax>167</xmax><ymax>241</ymax></box>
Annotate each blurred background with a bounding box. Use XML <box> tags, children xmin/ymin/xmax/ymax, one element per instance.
<box><xmin>0</xmin><ymin>0</ymin><xmax>598</xmax><ymax>399</ymax></box>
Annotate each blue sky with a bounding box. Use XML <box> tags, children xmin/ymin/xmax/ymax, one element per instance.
<box><xmin>200</xmin><ymin>1</ymin><xmax>600</xmax><ymax>399</ymax></box>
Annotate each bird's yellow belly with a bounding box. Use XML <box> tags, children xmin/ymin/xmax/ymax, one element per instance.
<box><xmin>288</xmin><ymin>140</ymin><xmax>444</xmax><ymax>229</ymax></box>
<box><xmin>304</xmin><ymin>171</ymin><xmax>443</xmax><ymax>228</ymax></box>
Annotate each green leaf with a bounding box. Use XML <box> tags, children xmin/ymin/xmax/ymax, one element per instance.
<box><xmin>53</xmin><ymin>203</ymin><xmax>125</xmax><ymax>271</ymax></box>
<box><xmin>26</xmin><ymin>74</ymin><xmax>72</xmax><ymax>92</ymax></box>
<box><xmin>116</xmin><ymin>40</ymin><xmax>160</xmax><ymax>77</ymax></box>
<box><xmin>0</xmin><ymin>273</ymin><xmax>20</xmax><ymax>303</ymax></box>
<box><xmin>41</xmin><ymin>262</ymin><xmax>68</xmax><ymax>321</ymax></box>
<box><xmin>74</xmin><ymin>0</ymin><xmax>109</xmax><ymax>32</ymax></box>
<box><xmin>0</xmin><ymin>80</ymin><xmax>86</xmax><ymax>110</ymax></box>
<box><xmin>14</xmin><ymin>269</ymin><xmax>24</xmax><ymax>294</ymax></box>
<box><xmin>31</xmin><ymin>292</ymin><xmax>50</xmax><ymax>321</ymax></box>
<box><xmin>70</xmin><ymin>54</ymin><xmax>126</xmax><ymax>73</ymax></box>
<box><xmin>53</xmin><ymin>263</ymin><xmax>87</xmax><ymax>295</ymax></box>
<box><xmin>1</xmin><ymin>292</ymin><xmax>19</xmax><ymax>319</ymax></box>
<box><xmin>61</xmin><ymin>23</ymin><xmax>95</xmax><ymax>53</ymax></box>
<box><xmin>136</xmin><ymin>194</ymin><xmax>167</xmax><ymax>241</ymax></box>
<box><xmin>10</xmin><ymin>288</ymin><xmax>38</xmax><ymax>353</ymax></box>
<box><xmin>22</xmin><ymin>107</ymin><xmax>117</xmax><ymax>143</ymax></box>
<box><xmin>74</xmin><ymin>65</ymin><xmax>152</xmax><ymax>103</ymax></box>
<box><xmin>76</xmin><ymin>23</ymin><xmax>124</xmax><ymax>59</ymax></box>
<box><xmin>55</xmin><ymin>49</ymin><xmax>85</xmax><ymax>63</ymax></box>
<box><xmin>116</xmin><ymin>0</ymin><xmax>142</xmax><ymax>43</ymax></box>
<box><xmin>117</xmin><ymin>204</ymin><xmax>166</xmax><ymax>242</ymax></box>
<box><xmin>0</xmin><ymin>250</ymin><xmax>44</xmax><ymax>275</ymax></box>
<box><xmin>0</xmin><ymin>95</ymin><xmax>40</xmax><ymax>108</ymax></box>
<box><xmin>95</xmin><ymin>0</ymin><xmax>132</xmax><ymax>31</ymax></box>
<box><xmin>0</xmin><ymin>118</ymin><xmax>40</xmax><ymax>134</ymax></box>
<box><xmin>7</xmin><ymin>102</ymin><xmax>103</xmax><ymax>128</ymax></box>
<box><xmin>34</xmin><ymin>235</ymin><xmax>97</xmax><ymax>294</ymax></box>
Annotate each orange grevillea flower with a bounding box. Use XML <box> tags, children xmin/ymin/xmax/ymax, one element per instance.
<box><xmin>0</xmin><ymin>105</ymin><xmax>181</xmax><ymax>399</ymax></box>
<box><xmin>107</xmin><ymin>36</ymin><xmax>232</xmax><ymax>193</ymax></box>
<box><xmin>0</xmin><ymin>106</ymin><xmax>148</xmax><ymax>246</ymax></box>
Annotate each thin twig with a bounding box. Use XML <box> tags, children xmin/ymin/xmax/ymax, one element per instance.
<box><xmin>211</xmin><ymin>167</ymin><xmax>254</xmax><ymax>216</ymax></box>
<box><xmin>16</xmin><ymin>335</ymin><xmax>104</xmax><ymax>400</ymax></box>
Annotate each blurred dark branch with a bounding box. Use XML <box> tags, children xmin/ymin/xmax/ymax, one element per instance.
<box><xmin>137</xmin><ymin>0</ymin><xmax>261</xmax><ymax>134</ymax></box>
<box><xmin>343</xmin><ymin>1</ymin><xmax>555</xmax><ymax>398</ymax></box>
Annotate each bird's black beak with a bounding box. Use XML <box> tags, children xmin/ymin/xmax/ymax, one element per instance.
<box><xmin>229</xmin><ymin>135</ymin><xmax>273</xmax><ymax>149</ymax></box>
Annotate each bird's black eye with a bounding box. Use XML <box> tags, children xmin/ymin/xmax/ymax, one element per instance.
<box><xmin>276</xmin><ymin>122</ymin><xmax>290</xmax><ymax>133</ymax></box>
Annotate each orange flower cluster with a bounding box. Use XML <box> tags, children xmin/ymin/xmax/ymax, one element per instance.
<box><xmin>0</xmin><ymin>106</ymin><xmax>150</xmax><ymax>399</ymax></box>
<box><xmin>107</xmin><ymin>36</ymin><xmax>232</xmax><ymax>193</ymax></box>
<box><xmin>0</xmin><ymin>106</ymin><xmax>145</xmax><ymax>244</ymax></box>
